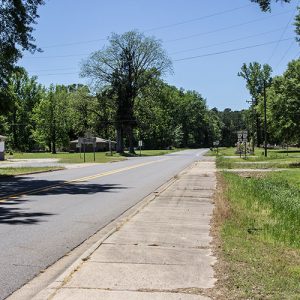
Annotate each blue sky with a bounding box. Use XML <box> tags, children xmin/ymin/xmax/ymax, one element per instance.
<box><xmin>20</xmin><ymin>0</ymin><xmax>300</xmax><ymax>110</ymax></box>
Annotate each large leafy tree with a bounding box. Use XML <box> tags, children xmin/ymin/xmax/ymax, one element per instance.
<box><xmin>5</xmin><ymin>68</ymin><xmax>44</xmax><ymax>151</ymax></box>
<box><xmin>238</xmin><ymin>62</ymin><xmax>272</xmax><ymax>146</ymax></box>
<box><xmin>81</xmin><ymin>30</ymin><xmax>172</xmax><ymax>153</ymax></box>
<box><xmin>266</xmin><ymin>59</ymin><xmax>300</xmax><ymax>144</ymax></box>
<box><xmin>32</xmin><ymin>85</ymin><xmax>71</xmax><ymax>154</ymax></box>
<box><xmin>0</xmin><ymin>0</ymin><xmax>44</xmax><ymax>112</ymax></box>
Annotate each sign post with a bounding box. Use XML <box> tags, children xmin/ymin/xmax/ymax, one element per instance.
<box><xmin>138</xmin><ymin>140</ymin><xmax>143</xmax><ymax>156</ymax></box>
<box><xmin>0</xmin><ymin>135</ymin><xmax>6</xmax><ymax>161</ymax></box>
<box><xmin>213</xmin><ymin>141</ymin><xmax>219</xmax><ymax>154</ymax></box>
<box><xmin>78</xmin><ymin>136</ymin><xmax>96</xmax><ymax>162</ymax></box>
<box><xmin>237</xmin><ymin>131</ymin><xmax>248</xmax><ymax>158</ymax></box>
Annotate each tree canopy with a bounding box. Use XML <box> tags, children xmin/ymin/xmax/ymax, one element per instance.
<box><xmin>250</xmin><ymin>0</ymin><xmax>291</xmax><ymax>12</ymax></box>
<box><xmin>0</xmin><ymin>0</ymin><xmax>44</xmax><ymax>87</ymax></box>
<box><xmin>81</xmin><ymin>30</ymin><xmax>172</xmax><ymax>153</ymax></box>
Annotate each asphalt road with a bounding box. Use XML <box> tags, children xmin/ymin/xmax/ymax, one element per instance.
<box><xmin>0</xmin><ymin>149</ymin><xmax>207</xmax><ymax>299</ymax></box>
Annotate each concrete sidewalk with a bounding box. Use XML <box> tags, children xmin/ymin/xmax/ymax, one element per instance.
<box><xmin>34</xmin><ymin>158</ymin><xmax>216</xmax><ymax>300</ymax></box>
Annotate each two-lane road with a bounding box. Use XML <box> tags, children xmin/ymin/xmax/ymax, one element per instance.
<box><xmin>0</xmin><ymin>149</ymin><xmax>207</xmax><ymax>299</ymax></box>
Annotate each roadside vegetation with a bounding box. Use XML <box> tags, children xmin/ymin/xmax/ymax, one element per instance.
<box><xmin>6</xmin><ymin>152</ymin><xmax>126</xmax><ymax>164</ymax></box>
<box><xmin>0</xmin><ymin>166</ymin><xmax>64</xmax><ymax>177</ymax></box>
<box><xmin>212</xmin><ymin>147</ymin><xmax>300</xmax><ymax>299</ymax></box>
<box><xmin>5</xmin><ymin>148</ymin><xmax>181</xmax><ymax>164</ymax></box>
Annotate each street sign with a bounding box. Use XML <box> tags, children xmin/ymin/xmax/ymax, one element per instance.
<box><xmin>79</xmin><ymin>137</ymin><xmax>96</xmax><ymax>145</ymax></box>
<box><xmin>237</xmin><ymin>131</ymin><xmax>248</xmax><ymax>142</ymax></box>
<box><xmin>78</xmin><ymin>136</ymin><xmax>97</xmax><ymax>162</ymax></box>
<box><xmin>138</xmin><ymin>140</ymin><xmax>143</xmax><ymax>147</ymax></box>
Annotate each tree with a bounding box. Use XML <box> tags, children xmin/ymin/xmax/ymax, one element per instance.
<box><xmin>265</xmin><ymin>59</ymin><xmax>300</xmax><ymax>145</ymax></box>
<box><xmin>5</xmin><ymin>68</ymin><xmax>44</xmax><ymax>151</ymax></box>
<box><xmin>238</xmin><ymin>62</ymin><xmax>272</xmax><ymax>146</ymax></box>
<box><xmin>32</xmin><ymin>85</ymin><xmax>71</xmax><ymax>153</ymax></box>
<box><xmin>217</xmin><ymin>108</ymin><xmax>248</xmax><ymax>147</ymax></box>
<box><xmin>250</xmin><ymin>0</ymin><xmax>300</xmax><ymax>46</ymax></box>
<box><xmin>295</xmin><ymin>6</ymin><xmax>300</xmax><ymax>46</ymax></box>
<box><xmin>68</xmin><ymin>85</ymin><xmax>98</xmax><ymax>138</ymax></box>
<box><xmin>0</xmin><ymin>0</ymin><xmax>44</xmax><ymax>102</ymax></box>
<box><xmin>250</xmin><ymin>0</ymin><xmax>291</xmax><ymax>12</ymax></box>
<box><xmin>81</xmin><ymin>30</ymin><xmax>172</xmax><ymax>153</ymax></box>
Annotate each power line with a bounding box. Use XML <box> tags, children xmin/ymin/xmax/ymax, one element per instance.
<box><xmin>165</xmin><ymin>10</ymin><xmax>293</xmax><ymax>43</ymax></box>
<box><xmin>41</xmin><ymin>38</ymin><xmax>106</xmax><ymax>49</ymax></box>
<box><xmin>36</xmin><ymin>72</ymin><xmax>80</xmax><ymax>76</ymax></box>
<box><xmin>144</xmin><ymin>4</ymin><xmax>251</xmax><ymax>32</ymax></box>
<box><xmin>29</xmin><ymin>67</ymin><xmax>79</xmax><ymax>72</ymax></box>
<box><xmin>274</xmin><ymin>40</ymin><xmax>295</xmax><ymax>69</ymax></box>
<box><xmin>23</xmin><ymin>9</ymin><xmax>293</xmax><ymax>59</ymax></box>
<box><xmin>267</xmin><ymin>2</ymin><xmax>299</xmax><ymax>63</ymax></box>
<box><xmin>27</xmin><ymin>27</ymin><xmax>287</xmax><ymax>69</ymax></box>
<box><xmin>23</xmin><ymin>53</ymin><xmax>90</xmax><ymax>59</ymax></box>
<box><xmin>170</xmin><ymin>27</ymin><xmax>286</xmax><ymax>55</ymax></box>
<box><xmin>33</xmin><ymin>4</ymin><xmax>251</xmax><ymax>50</ymax></box>
<box><xmin>30</xmin><ymin>38</ymin><xmax>294</xmax><ymax>76</ymax></box>
<box><xmin>173</xmin><ymin>38</ymin><xmax>293</xmax><ymax>62</ymax></box>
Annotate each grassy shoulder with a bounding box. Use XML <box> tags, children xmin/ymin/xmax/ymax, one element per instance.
<box><xmin>0</xmin><ymin>166</ymin><xmax>64</xmax><ymax>177</ymax></box>
<box><xmin>123</xmin><ymin>148</ymin><xmax>184</xmax><ymax>157</ymax></box>
<box><xmin>6</xmin><ymin>149</ymin><xmax>183</xmax><ymax>163</ymax></box>
<box><xmin>214</xmin><ymin>169</ymin><xmax>300</xmax><ymax>299</ymax></box>
<box><xmin>6</xmin><ymin>152</ymin><xmax>126</xmax><ymax>164</ymax></box>
<box><xmin>209</xmin><ymin>147</ymin><xmax>300</xmax><ymax>169</ymax></box>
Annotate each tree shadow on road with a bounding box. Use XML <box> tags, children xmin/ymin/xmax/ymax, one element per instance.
<box><xmin>0</xmin><ymin>176</ymin><xmax>128</xmax><ymax>225</ymax></box>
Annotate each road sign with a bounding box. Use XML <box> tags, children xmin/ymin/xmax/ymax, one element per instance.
<box><xmin>138</xmin><ymin>140</ymin><xmax>143</xmax><ymax>147</ymax></box>
<box><xmin>237</xmin><ymin>130</ymin><xmax>248</xmax><ymax>142</ymax></box>
<box><xmin>79</xmin><ymin>137</ymin><xmax>96</xmax><ymax>145</ymax></box>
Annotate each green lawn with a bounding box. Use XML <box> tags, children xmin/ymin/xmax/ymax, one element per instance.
<box><xmin>218</xmin><ymin>171</ymin><xmax>300</xmax><ymax>299</ymax></box>
<box><xmin>210</xmin><ymin>147</ymin><xmax>300</xmax><ymax>169</ymax></box>
<box><xmin>0</xmin><ymin>166</ymin><xmax>64</xmax><ymax>177</ymax></box>
<box><xmin>6</xmin><ymin>149</ymin><xmax>182</xmax><ymax>163</ymax></box>
<box><xmin>6</xmin><ymin>152</ymin><xmax>126</xmax><ymax>164</ymax></box>
<box><xmin>124</xmin><ymin>148</ymin><xmax>183</xmax><ymax>157</ymax></box>
<box><xmin>214</xmin><ymin>147</ymin><xmax>300</xmax><ymax>298</ymax></box>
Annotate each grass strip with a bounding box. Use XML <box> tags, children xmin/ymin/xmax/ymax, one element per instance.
<box><xmin>215</xmin><ymin>171</ymin><xmax>300</xmax><ymax>299</ymax></box>
<box><xmin>0</xmin><ymin>167</ymin><xmax>64</xmax><ymax>177</ymax></box>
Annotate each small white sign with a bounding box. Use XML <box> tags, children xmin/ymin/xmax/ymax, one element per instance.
<box><xmin>138</xmin><ymin>140</ymin><xmax>143</xmax><ymax>147</ymax></box>
<box><xmin>0</xmin><ymin>141</ymin><xmax>4</xmax><ymax>152</ymax></box>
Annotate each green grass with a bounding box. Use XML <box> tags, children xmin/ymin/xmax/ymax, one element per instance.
<box><xmin>209</xmin><ymin>146</ymin><xmax>300</xmax><ymax>158</ymax></box>
<box><xmin>213</xmin><ymin>147</ymin><xmax>300</xmax><ymax>169</ymax></box>
<box><xmin>6</xmin><ymin>149</ymin><xmax>182</xmax><ymax>163</ymax></box>
<box><xmin>124</xmin><ymin>148</ymin><xmax>184</xmax><ymax>157</ymax></box>
<box><xmin>6</xmin><ymin>152</ymin><xmax>126</xmax><ymax>164</ymax></box>
<box><xmin>219</xmin><ymin>170</ymin><xmax>300</xmax><ymax>299</ymax></box>
<box><xmin>0</xmin><ymin>166</ymin><xmax>64</xmax><ymax>177</ymax></box>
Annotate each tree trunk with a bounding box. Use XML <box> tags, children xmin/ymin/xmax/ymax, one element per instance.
<box><xmin>128</xmin><ymin>126</ymin><xmax>135</xmax><ymax>154</ymax></box>
<box><xmin>256</xmin><ymin>116</ymin><xmax>262</xmax><ymax>147</ymax></box>
<box><xmin>52</xmin><ymin>141</ymin><xmax>56</xmax><ymax>154</ymax></box>
<box><xmin>116</xmin><ymin>126</ymin><xmax>124</xmax><ymax>153</ymax></box>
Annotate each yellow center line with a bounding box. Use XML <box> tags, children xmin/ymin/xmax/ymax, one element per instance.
<box><xmin>0</xmin><ymin>157</ymin><xmax>172</xmax><ymax>203</ymax></box>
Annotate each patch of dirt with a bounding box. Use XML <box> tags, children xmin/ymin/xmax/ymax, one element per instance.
<box><xmin>210</xmin><ymin>171</ymin><xmax>231</xmax><ymax>299</ymax></box>
<box><xmin>237</xmin><ymin>172</ymin><xmax>267</xmax><ymax>179</ymax></box>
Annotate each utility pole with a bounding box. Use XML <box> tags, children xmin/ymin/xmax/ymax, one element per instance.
<box><xmin>263</xmin><ymin>80</ymin><xmax>267</xmax><ymax>157</ymax></box>
<box><xmin>246</xmin><ymin>99</ymin><xmax>255</xmax><ymax>154</ymax></box>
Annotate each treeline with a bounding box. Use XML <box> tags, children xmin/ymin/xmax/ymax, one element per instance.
<box><xmin>239</xmin><ymin>58</ymin><xmax>300</xmax><ymax>147</ymax></box>
<box><xmin>0</xmin><ymin>68</ymin><xmax>248</xmax><ymax>153</ymax></box>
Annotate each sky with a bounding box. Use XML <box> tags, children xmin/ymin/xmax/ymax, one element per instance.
<box><xmin>20</xmin><ymin>0</ymin><xmax>300</xmax><ymax>110</ymax></box>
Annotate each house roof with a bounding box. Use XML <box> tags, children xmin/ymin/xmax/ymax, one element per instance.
<box><xmin>70</xmin><ymin>137</ymin><xmax>116</xmax><ymax>144</ymax></box>
<box><xmin>0</xmin><ymin>135</ymin><xmax>7</xmax><ymax>140</ymax></box>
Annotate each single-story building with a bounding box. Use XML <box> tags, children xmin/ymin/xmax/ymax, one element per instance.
<box><xmin>0</xmin><ymin>135</ymin><xmax>7</xmax><ymax>161</ymax></box>
<box><xmin>69</xmin><ymin>137</ymin><xmax>116</xmax><ymax>152</ymax></box>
